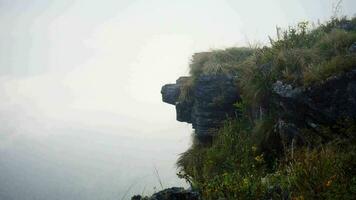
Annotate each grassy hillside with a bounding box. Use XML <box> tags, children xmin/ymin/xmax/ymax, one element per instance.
<box><xmin>177</xmin><ymin>17</ymin><xmax>356</xmax><ymax>200</ymax></box>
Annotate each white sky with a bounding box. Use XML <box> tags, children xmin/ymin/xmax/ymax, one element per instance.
<box><xmin>0</xmin><ymin>1</ymin><xmax>355</xmax><ymax>199</ymax></box>
<box><xmin>0</xmin><ymin>0</ymin><xmax>355</xmax><ymax>128</ymax></box>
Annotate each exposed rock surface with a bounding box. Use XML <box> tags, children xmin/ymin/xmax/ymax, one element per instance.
<box><xmin>273</xmin><ymin>69</ymin><xmax>356</xmax><ymax>140</ymax></box>
<box><xmin>161</xmin><ymin>77</ymin><xmax>190</xmax><ymax>105</ymax></box>
<box><xmin>131</xmin><ymin>187</ymin><xmax>200</xmax><ymax>200</ymax></box>
<box><xmin>162</xmin><ymin>69</ymin><xmax>356</xmax><ymax>141</ymax></box>
<box><xmin>161</xmin><ymin>83</ymin><xmax>181</xmax><ymax>105</ymax></box>
<box><xmin>338</xmin><ymin>20</ymin><xmax>356</xmax><ymax>31</ymax></box>
<box><xmin>161</xmin><ymin>74</ymin><xmax>240</xmax><ymax>137</ymax></box>
<box><xmin>349</xmin><ymin>42</ymin><xmax>356</xmax><ymax>53</ymax></box>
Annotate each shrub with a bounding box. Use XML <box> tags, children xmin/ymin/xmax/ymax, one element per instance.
<box><xmin>177</xmin><ymin>118</ymin><xmax>270</xmax><ymax>199</ymax></box>
<box><xmin>315</xmin><ymin>29</ymin><xmax>356</xmax><ymax>59</ymax></box>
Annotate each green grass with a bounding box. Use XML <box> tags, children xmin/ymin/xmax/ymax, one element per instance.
<box><xmin>189</xmin><ymin>47</ymin><xmax>255</xmax><ymax>79</ymax></box>
<box><xmin>177</xmin><ymin>116</ymin><xmax>356</xmax><ymax>199</ymax></box>
<box><xmin>187</xmin><ymin>17</ymin><xmax>356</xmax><ymax>87</ymax></box>
<box><xmin>180</xmin><ymin>16</ymin><xmax>356</xmax><ymax>105</ymax></box>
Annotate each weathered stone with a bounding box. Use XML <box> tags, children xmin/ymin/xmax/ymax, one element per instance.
<box><xmin>131</xmin><ymin>195</ymin><xmax>146</xmax><ymax>200</ymax></box>
<box><xmin>150</xmin><ymin>187</ymin><xmax>200</xmax><ymax>200</ymax></box>
<box><xmin>161</xmin><ymin>76</ymin><xmax>193</xmax><ymax>105</ymax></box>
<box><xmin>131</xmin><ymin>187</ymin><xmax>200</xmax><ymax>200</ymax></box>
<box><xmin>161</xmin><ymin>74</ymin><xmax>240</xmax><ymax>138</ymax></box>
<box><xmin>273</xmin><ymin>70</ymin><xmax>356</xmax><ymax>138</ymax></box>
<box><xmin>161</xmin><ymin>84</ymin><xmax>181</xmax><ymax>105</ymax></box>
<box><xmin>349</xmin><ymin>42</ymin><xmax>356</xmax><ymax>53</ymax></box>
<box><xmin>176</xmin><ymin>101</ymin><xmax>193</xmax><ymax>123</ymax></box>
<box><xmin>192</xmin><ymin>74</ymin><xmax>240</xmax><ymax>136</ymax></box>
<box><xmin>272</xmin><ymin>81</ymin><xmax>302</xmax><ymax>98</ymax></box>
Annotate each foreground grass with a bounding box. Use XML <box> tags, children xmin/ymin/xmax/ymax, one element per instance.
<box><xmin>178</xmin><ymin>118</ymin><xmax>356</xmax><ymax>199</ymax></box>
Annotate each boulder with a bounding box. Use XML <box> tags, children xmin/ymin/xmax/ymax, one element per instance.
<box><xmin>131</xmin><ymin>187</ymin><xmax>200</xmax><ymax>200</ymax></box>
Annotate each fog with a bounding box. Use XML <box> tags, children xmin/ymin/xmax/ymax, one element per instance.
<box><xmin>0</xmin><ymin>0</ymin><xmax>355</xmax><ymax>199</ymax></box>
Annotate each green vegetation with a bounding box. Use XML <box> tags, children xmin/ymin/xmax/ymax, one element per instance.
<box><xmin>189</xmin><ymin>47</ymin><xmax>255</xmax><ymax>78</ymax></box>
<box><xmin>177</xmin><ymin>17</ymin><xmax>356</xmax><ymax>199</ymax></box>
<box><xmin>186</xmin><ymin>17</ymin><xmax>356</xmax><ymax>87</ymax></box>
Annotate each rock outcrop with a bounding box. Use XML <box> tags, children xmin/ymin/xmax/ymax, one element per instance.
<box><xmin>131</xmin><ymin>187</ymin><xmax>200</xmax><ymax>200</ymax></box>
<box><xmin>162</xmin><ymin>68</ymin><xmax>356</xmax><ymax>141</ymax></box>
<box><xmin>273</xmin><ymin>69</ymin><xmax>356</xmax><ymax>141</ymax></box>
<box><xmin>161</xmin><ymin>74</ymin><xmax>240</xmax><ymax>138</ymax></box>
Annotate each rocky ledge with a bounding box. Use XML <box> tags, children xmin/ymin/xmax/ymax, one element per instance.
<box><xmin>161</xmin><ymin>74</ymin><xmax>240</xmax><ymax>138</ymax></box>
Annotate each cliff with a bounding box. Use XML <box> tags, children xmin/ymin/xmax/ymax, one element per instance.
<box><xmin>133</xmin><ymin>17</ymin><xmax>356</xmax><ymax>200</ymax></box>
<box><xmin>162</xmin><ymin>68</ymin><xmax>356</xmax><ymax>144</ymax></box>
<box><xmin>161</xmin><ymin>74</ymin><xmax>240</xmax><ymax>138</ymax></box>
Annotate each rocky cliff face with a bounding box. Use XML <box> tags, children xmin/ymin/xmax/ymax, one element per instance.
<box><xmin>274</xmin><ymin>70</ymin><xmax>356</xmax><ymax>123</ymax></box>
<box><xmin>161</xmin><ymin>74</ymin><xmax>240</xmax><ymax>138</ymax></box>
<box><xmin>143</xmin><ymin>18</ymin><xmax>356</xmax><ymax>200</ymax></box>
<box><xmin>273</xmin><ymin>69</ymin><xmax>356</xmax><ymax>142</ymax></box>
<box><xmin>162</xmin><ymin>69</ymin><xmax>356</xmax><ymax>143</ymax></box>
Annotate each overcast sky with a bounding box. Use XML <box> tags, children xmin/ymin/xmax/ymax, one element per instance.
<box><xmin>0</xmin><ymin>0</ymin><xmax>355</xmax><ymax>128</ymax></box>
<box><xmin>0</xmin><ymin>1</ymin><xmax>355</xmax><ymax>199</ymax></box>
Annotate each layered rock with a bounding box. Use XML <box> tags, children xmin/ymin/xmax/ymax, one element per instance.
<box><xmin>161</xmin><ymin>74</ymin><xmax>240</xmax><ymax>138</ymax></box>
<box><xmin>162</xmin><ymin>69</ymin><xmax>356</xmax><ymax>141</ymax></box>
<box><xmin>273</xmin><ymin>69</ymin><xmax>356</xmax><ymax>141</ymax></box>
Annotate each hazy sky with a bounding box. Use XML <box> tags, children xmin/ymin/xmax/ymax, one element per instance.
<box><xmin>0</xmin><ymin>0</ymin><xmax>355</xmax><ymax>199</ymax></box>
<box><xmin>0</xmin><ymin>0</ymin><xmax>355</xmax><ymax>126</ymax></box>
